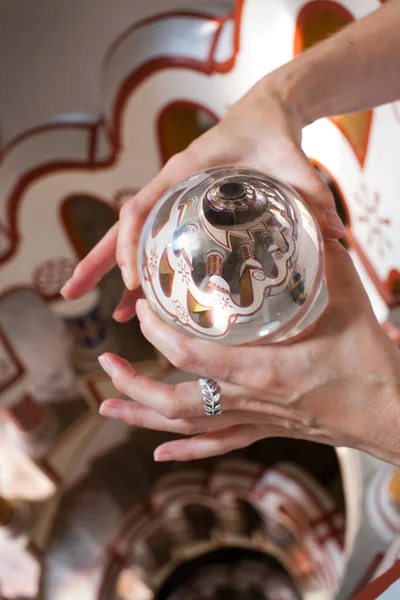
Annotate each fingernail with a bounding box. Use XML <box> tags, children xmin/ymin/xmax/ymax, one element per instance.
<box><xmin>154</xmin><ymin>448</ymin><xmax>172</xmax><ymax>462</ymax></box>
<box><xmin>112</xmin><ymin>307</ymin><xmax>123</xmax><ymax>322</ymax></box>
<box><xmin>60</xmin><ymin>280</ymin><xmax>71</xmax><ymax>297</ymax></box>
<box><xmin>98</xmin><ymin>353</ymin><xmax>114</xmax><ymax>376</ymax></box>
<box><xmin>121</xmin><ymin>266</ymin><xmax>133</xmax><ymax>289</ymax></box>
<box><xmin>99</xmin><ymin>401</ymin><xmax>122</xmax><ymax>419</ymax></box>
<box><xmin>325</xmin><ymin>208</ymin><xmax>345</xmax><ymax>236</ymax></box>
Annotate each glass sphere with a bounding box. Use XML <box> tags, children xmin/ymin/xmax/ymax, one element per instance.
<box><xmin>138</xmin><ymin>166</ymin><xmax>327</xmax><ymax>345</ymax></box>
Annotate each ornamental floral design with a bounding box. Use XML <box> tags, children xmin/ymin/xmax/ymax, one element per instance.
<box><xmin>273</xmin><ymin>250</ymin><xmax>284</xmax><ymax>261</ymax></box>
<box><xmin>252</xmin><ymin>270</ymin><xmax>266</xmax><ymax>281</ymax></box>
<box><xmin>148</xmin><ymin>245</ymin><xmax>158</xmax><ymax>276</ymax></box>
<box><xmin>215</xmin><ymin>294</ymin><xmax>232</xmax><ymax>309</ymax></box>
<box><xmin>178</xmin><ymin>259</ymin><xmax>191</xmax><ymax>286</ymax></box>
<box><xmin>172</xmin><ymin>300</ymin><xmax>189</xmax><ymax>322</ymax></box>
<box><xmin>32</xmin><ymin>257</ymin><xmax>76</xmax><ymax>297</ymax></box>
<box><xmin>354</xmin><ymin>183</ymin><xmax>392</xmax><ymax>258</ymax></box>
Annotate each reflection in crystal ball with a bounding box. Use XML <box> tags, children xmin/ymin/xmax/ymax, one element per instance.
<box><xmin>138</xmin><ymin>166</ymin><xmax>327</xmax><ymax>345</ymax></box>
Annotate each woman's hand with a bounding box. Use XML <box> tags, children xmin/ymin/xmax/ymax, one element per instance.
<box><xmin>60</xmin><ymin>72</ymin><xmax>345</xmax><ymax>319</ymax></box>
<box><xmin>96</xmin><ymin>242</ymin><xmax>400</xmax><ymax>465</ymax></box>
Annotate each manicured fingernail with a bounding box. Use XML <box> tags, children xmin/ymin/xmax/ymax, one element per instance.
<box><xmin>121</xmin><ymin>266</ymin><xmax>133</xmax><ymax>289</ymax></box>
<box><xmin>112</xmin><ymin>307</ymin><xmax>123</xmax><ymax>322</ymax></box>
<box><xmin>98</xmin><ymin>353</ymin><xmax>114</xmax><ymax>376</ymax></box>
<box><xmin>99</xmin><ymin>401</ymin><xmax>122</xmax><ymax>419</ymax></box>
<box><xmin>325</xmin><ymin>208</ymin><xmax>345</xmax><ymax>236</ymax></box>
<box><xmin>60</xmin><ymin>280</ymin><xmax>71</xmax><ymax>297</ymax></box>
<box><xmin>154</xmin><ymin>448</ymin><xmax>172</xmax><ymax>462</ymax></box>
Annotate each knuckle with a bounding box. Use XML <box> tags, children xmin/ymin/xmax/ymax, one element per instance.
<box><xmin>281</xmin><ymin>420</ymin><xmax>302</xmax><ymax>437</ymax></box>
<box><xmin>186</xmin><ymin>139</ymin><xmax>203</xmax><ymax>159</ymax></box>
<box><xmin>119</xmin><ymin>200</ymin><xmax>135</xmax><ymax>219</ymax></box>
<box><xmin>165</xmin><ymin>151</ymin><xmax>187</xmax><ymax>172</ymax></box>
<box><xmin>180</xmin><ymin>420</ymin><xmax>198</xmax><ymax>436</ymax></box>
<box><xmin>282</xmin><ymin>419</ymin><xmax>295</xmax><ymax>432</ymax></box>
<box><xmin>162</xmin><ymin>399</ymin><xmax>181</xmax><ymax>420</ymax></box>
<box><xmin>256</xmin><ymin>361</ymin><xmax>282</xmax><ymax>391</ymax></box>
<box><xmin>138</xmin><ymin>318</ymin><xmax>151</xmax><ymax>340</ymax></box>
<box><xmin>170</xmin><ymin>340</ymin><xmax>197</xmax><ymax>372</ymax></box>
<box><xmin>276</xmin><ymin>136</ymin><xmax>299</xmax><ymax>157</ymax></box>
<box><xmin>125</xmin><ymin>409</ymin><xmax>143</xmax><ymax>427</ymax></box>
<box><xmin>309</xmin><ymin>178</ymin><xmax>333</xmax><ymax>205</ymax></box>
<box><xmin>169</xmin><ymin>346</ymin><xmax>187</xmax><ymax>370</ymax></box>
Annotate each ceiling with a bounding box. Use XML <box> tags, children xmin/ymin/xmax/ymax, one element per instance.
<box><xmin>0</xmin><ymin>0</ymin><xmax>203</xmax><ymax>145</ymax></box>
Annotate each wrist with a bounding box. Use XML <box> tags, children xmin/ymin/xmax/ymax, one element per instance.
<box><xmin>256</xmin><ymin>55</ymin><xmax>323</xmax><ymax>129</ymax></box>
<box><xmin>361</xmin><ymin>378</ymin><xmax>400</xmax><ymax>466</ymax></box>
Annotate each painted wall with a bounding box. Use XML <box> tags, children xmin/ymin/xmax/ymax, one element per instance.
<box><xmin>0</xmin><ymin>0</ymin><xmax>221</xmax><ymax>144</ymax></box>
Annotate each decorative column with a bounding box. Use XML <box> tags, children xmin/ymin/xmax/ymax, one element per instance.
<box><xmin>216</xmin><ymin>493</ymin><xmax>243</xmax><ymax>535</ymax></box>
<box><xmin>201</xmin><ymin>250</ymin><xmax>230</xmax><ymax>294</ymax></box>
<box><xmin>164</xmin><ymin>504</ymin><xmax>194</xmax><ymax>546</ymax></box>
<box><xmin>54</xmin><ymin>288</ymin><xmax>118</xmax><ymax>373</ymax></box>
<box><xmin>238</xmin><ymin>242</ymin><xmax>266</xmax><ymax>307</ymax></box>
<box><xmin>205</xmin><ymin>250</ymin><xmax>224</xmax><ymax>278</ymax></box>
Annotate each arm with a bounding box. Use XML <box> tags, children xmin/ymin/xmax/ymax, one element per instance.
<box><xmin>97</xmin><ymin>242</ymin><xmax>400</xmax><ymax>466</ymax></box>
<box><xmin>61</xmin><ymin>1</ymin><xmax>399</xmax><ymax>303</ymax></box>
<box><xmin>263</xmin><ymin>0</ymin><xmax>400</xmax><ymax>124</ymax></box>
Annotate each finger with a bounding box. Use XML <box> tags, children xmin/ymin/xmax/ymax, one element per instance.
<box><xmin>98</xmin><ymin>352</ymin><xmax>256</xmax><ymax>419</ymax></box>
<box><xmin>112</xmin><ymin>287</ymin><xmax>144</xmax><ymax>322</ymax></box>
<box><xmin>323</xmin><ymin>240</ymin><xmax>373</xmax><ymax>307</ymax></box>
<box><xmin>99</xmin><ymin>398</ymin><xmax>253</xmax><ymax>434</ymax></box>
<box><xmin>153</xmin><ymin>424</ymin><xmax>265</xmax><ymax>462</ymax></box>
<box><xmin>136</xmin><ymin>299</ymin><xmax>300</xmax><ymax>394</ymax></box>
<box><xmin>98</xmin><ymin>352</ymin><xmax>205</xmax><ymax>418</ymax></box>
<box><xmin>97</xmin><ymin>353</ymin><xmax>315</xmax><ymax>431</ymax></box>
<box><xmin>256</xmin><ymin>139</ymin><xmax>345</xmax><ymax>240</ymax></box>
<box><xmin>116</xmin><ymin>152</ymin><xmax>200</xmax><ymax>290</ymax></box>
<box><xmin>287</xmin><ymin>150</ymin><xmax>345</xmax><ymax>240</ymax></box>
<box><xmin>60</xmin><ymin>223</ymin><xmax>119</xmax><ymax>299</ymax></box>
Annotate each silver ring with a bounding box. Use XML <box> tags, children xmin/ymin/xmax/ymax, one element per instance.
<box><xmin>199</xmin><ymin>378</ymin><xmax>222</xmax><ymax>416</ymax></box>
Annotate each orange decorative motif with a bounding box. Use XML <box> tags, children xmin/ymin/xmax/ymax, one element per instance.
<box><xmin>295</xmin><ymin>0</ymin><xmax>373</xmax><ymax>167</ymax></box>
<box><xmin>389</xmin><ymin>472</ymin><xmax>400</xmax><ymax>507</ymax></box>
<box><xmin>0</xmin><ymin>497</ymin><xmax>14</xmax><ymax>527</ymax></box>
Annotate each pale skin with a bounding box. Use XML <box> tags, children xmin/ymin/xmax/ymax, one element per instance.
<box><xmin>61</xmin><ymin>1</ymin><xmax>400</xmax><ymax>463</ymax></box>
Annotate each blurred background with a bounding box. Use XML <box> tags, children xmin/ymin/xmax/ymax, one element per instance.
<box><xmin>0</xmin><ymin>1</ymin><xmax>399</xmax><ymax>599</ymax></box>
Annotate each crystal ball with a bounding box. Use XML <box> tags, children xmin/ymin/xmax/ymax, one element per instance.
<box><xmin>138</xmin><ymin>166</ymin><xmax>327</xmax><ymax>345</ymax></box>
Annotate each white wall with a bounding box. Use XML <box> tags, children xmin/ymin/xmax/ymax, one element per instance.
<box><xmin>0</xmin><ymin>0</ymin><xmax>197</xmax><ymax>145</ymax></box>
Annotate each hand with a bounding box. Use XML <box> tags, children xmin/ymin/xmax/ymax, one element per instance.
<box><xmin>60</xmin><ymin>72</ymin><xmax>345</xmax><ymax>317</ymax></box>
<box><xmin>96</xmin><ymin>242</ymin><xmax>400</xmax><ymax>465</ymax></box>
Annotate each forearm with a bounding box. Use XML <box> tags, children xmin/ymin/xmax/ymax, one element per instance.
<box><xmin>357</xmin><ymin>338</ymin><xmax>400</xmax><ymax>466</ymax></box>
<box><xmin>264</xmin><ymin>0</ymin><xmax>400</xmax><ymax>126</ymax></box>
<box><xmin>359</xmin><ymin>380</ymin><xmax>400</xmax><ymax>466</ymax></box>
